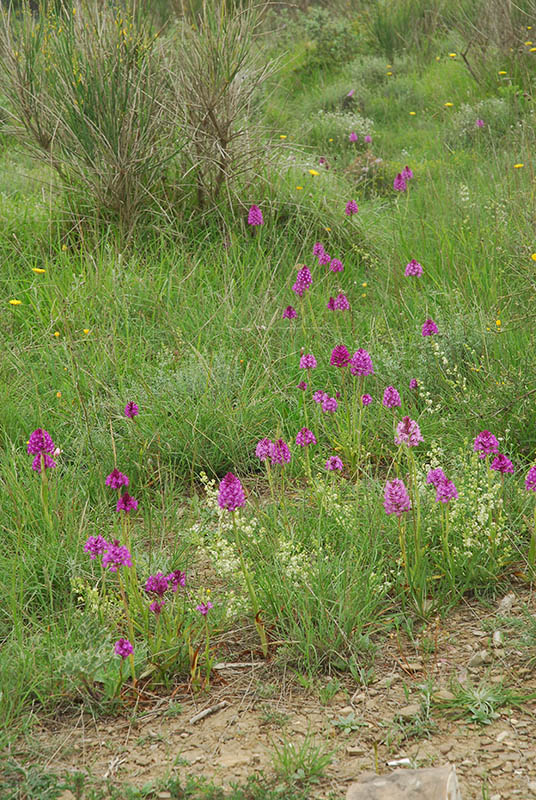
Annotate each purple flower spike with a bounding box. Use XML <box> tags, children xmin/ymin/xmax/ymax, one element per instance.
<box><xmin>322</xmin><ymin>397</ymin><xmax>338</xmax><ymax>413</ymax></box>
<box><xmin>327</xmin><ymin>296</ymin><xmax>336</xmax><ymax>311</ymax></box>
<box><xmin>292</xmin><ymin>266</ymin><xmax>313</xmax><ymax>296</ymax></box>
<box><xmin>330</xmin><ymin>344</ymin><xmax>351</xmax><ymax>367</ymax></box>
<box><xmin>116</xmin><ymin>493</ymin><xmax>138</xmax><ymax>513</ymax></box>
<box><xmin>114</xmin><ymin>638</ymin><xmax>133</xmax><ymax>659</ymax></box>
<box><xmin>473</xmin><ymin>430</ymin><xmax>499</xmax><ymax>459</ymax></box>
<box><xmin>247</xmin><ymin>204</ymin><xmax>263</xmax><ymax>226</ymax></box>
<box><xmin>255</xmin><ymin>438</ymin><xmax>273</xmax><ymax>461</ymax></box>
<box><xmin>405</xmin><ymin>259</ymin><xmax>423</xmax><ymax>277</ymax></box>
<box><xmin>347</xmin><ymin>89</ymin><xmax>355</xmax><ymax>97</ymax></box>
<box><xmin>422</xmin><ymin>318</ymin><xmax>438</xmax><ymax>336</ymax></box>
<box><xmin>383</xmin><ymin>386</ymin><xmax>401</xmax><ymax>408</ymax></box>
<box><xmin>106</xmin><ymin>469</ymin><xmax>129</xmax><ymax>489</ymax></box>
<box><xmin>401</xmin><ymin>165</ymin><xmax>414</xmax><ymax>180</ymax></box>
<box><xmin>318</xmin><ymin>251</ymin><xmax>332</xmax><ymax>266</ymax></box>
<box><xmin>490</xmin><ymin>454</ymin><xmax>514</xmax><ymax>474</ymax></box>
<box><xmin>145</xmin><ymin>572</ymin><xmax>170</xmax><ymax>597</ymax></box>
<box><xmin>362</xmin><ymin>393</ymin><xmax>373</xmax><ymax>406</ymax></box>
<box><xmin>283</xmin><ymin>305</ymin><xmax>297</xmax><ymax>319</ymax></box>
<box><xmin>298</xmin><ymin>381</ymin><xmax>307</xmax><ymax>391</ymax></box>
<box><xmin>393</xmin><ymin>173</ymin><xmax>407</xmax><ymax>192</ymax></box>
<box><xmin>218</xmin><ymin>472</ymin><xmax>246</xmax><ymax>511</ymax></box>
<box><xmin>345</xmin><ymin>200</ymin><xmax>359</xmax><ymax>215</ymax></box>
<box><xmin>395</xmin><ymin>416</ymin><xmax>424</xmax><ymax>447</ymax></box>
<box><xmin>32</xmin><ymin>453</ymin><xmax>56</xmax><ymax>473</ymax></box>
<box><xmin>436</xmin><ymin>479</ymin><xmax>458</xmax><ymax>503</ymax></box>
<box><xmin>84</xmin><ymin>535</ymin><xmax>108</xmax><ymax>560</ymax></box>
<box><xmin>124</xmin><ymin>402</ymin><xmax>139</xmax><ymax>419</ymax></box>
<box><xmin>364</xmin><ymin>134</ymin><xmax>372</xmax><ymax>144</ymax></box>
<box><xmin>313</xmin><ymin>242</ymin><xmax>325</xmax><ymax>257</ymax></box>
<box><xmin>525</xmin><ymin>466</ymin><xmax>536</xmax><ymax>491</ymax></box>
<box><xmin>102</xmin><ymin>539</ymin><xmax>132</xmax><ymax>572</ymax></box>
<box><xmin>325</xmin><ymin>455</ymin><xmax>343</xmax><ymax>471</ymax></box>
<box><xmin>167</xmin><ymin>570</ymin><xmax>187</xmax><ymax>591</ymax></box>
<box><xmin>333</xmin><ymin>293</ymin><xmax>350</xmax><ymax>310</ymax></box>
<box><xmin>384</xmin><ymin>479</ymin><xmax>411</xmax><ymax>516</ymax></box>
<box><xmin>350</xmin><ymin>349</ymin><xmax>374</xmax><ymax>376</ymax></box>
<box><xmin>427</xmin><ymin>467</ymin><xmax>447</xmax><ymax>487</ymax></box>
<box><xmin>300</xmin><ymin>353</ymin><xmax>317</xmax><ymax>370</ymax></box>
<box><xmin>271</xmin><ymin>439</ymin><xmax>291</xmax><ymax>465</ymax></box>
<box><xmin>313</xmin><ymin>390</ymin><xmax>327</xmax><ymax>404</ymax></box>
<box><xmin>476</xmin><ymin>119</ymin><xmax>485</xmax><ymax>128</ymax></box>
<box><xmin>196</xmin><ymin>601</ymin><xmax>214</xmax><ymax>616</ymax></box>
<box><xmin>349</xmin><ymin>132</ymin><xmax>358</xmax><ymax>142</ymax></box>
<box><xmin>27</xmin><ymin>428</ymin><xmax>55</xmax><ymax>455</ymax></box>
<box><xmin>409</xmin><ymin>378</ymin><xmax>418</xmax><ymax>390</ymax></box>
<box><xmin>296</xmin><ymin>428</ymin><xmax>316</xmax><ymax>447</ymax></box>
<box><xmin>329</xmin><ymin>258</ymin><xmax>344</xmax><ymax>272</ymax></box>
<box><xmin>150</xmin><ymin>600</ymin><xmax>165</xmax><ymax>615</ymax></box>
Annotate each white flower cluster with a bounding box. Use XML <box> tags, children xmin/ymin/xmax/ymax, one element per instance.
<box><xmin>429</xmin><ymin>338</ymin><xmax>467</xmax><ymax>395</ymax></box>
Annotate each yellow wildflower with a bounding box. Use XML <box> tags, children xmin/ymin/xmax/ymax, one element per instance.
<box><xmin>444</xmin><ymin>102</ymin><xmax>454</xmax><ymax>107</ymax></box>
<box><xmin>514</xmin><ymin>163</ymin><xmax>524</xmax><ymax>168</ymax></box>
<box><xmin>386</xmin><ymin>71</ymin><xmax>392</xmax><ymax>76</ymax></box>
<box><xmin>525</xmin><ymin>41</ymin><xmax>533</xmax><ymax>45</ymax></box>
<box><xmin>61</xmin><ymin>244</ymin><xmax>67</xmax><ymax>251</ymax></box>
<box><xmin>325</xmin><ymin>227</ymin><xmax>331</xmax><ymax>232</ymax></box>
<box><xmin>32</xmin><ymin>268</ymin><xmax>46</xmax><ymax>274</ymax></box>
<box><xmin>531</xmin><ymin>47</ymin><xmax>536</xmax><ymax>52</ymax></box>
<box><xmin>309</xmin><ymin>169</ymin><xmax>320</xmax><ymax>176</ymax></box>
<box><xmin>56</xmin><ymin>391</ymin><xmax>62</xmax><ymax>399</ymax></box>
<box><xmin>9</xmin><ymin>299</ymin><xmax>22</xmax><ymax>305</ymax></box>
<box><xmin>409</xmin><ymin>111</ymin><xmax>416</xmax><ymax>115</ymax></box>
<box><xmin>279</xmin><ymin>135</ymin><xmax>287</xmax><ymax>139</ymax></box>
<box><xmin>296</xmin><ymin>185</ymin><xmax>303</xmax><ymax>190</ymax></box>
<box><xmin>83</xmin><ymin>328</ymin><xmax>90</xmax><ymax>334</ymax></box>
<box><xmin>498</xmin><ymin>70</ymin><xmax>507</xmax><ymax>75</ymax></box>
<box><xmin>448</xmin><ymin>53</ymin><xmax>457</xmax><ymax>57</ymax></box>
<box><xmin>531</xmin><ymin>253</ymin><xmax>536</xmax><ymax>261</ymax></box>
<box><xmin>496</xmin><ymin>319</ymin><xmax>501</xmax><ymax>327</ymax></box>
<box><xmin>362</xmin><ymin>282</ymin><xmax>367</xmax><ymax>287</ymax></box>
<box><xmin>328</xmin><ymin>138</ymin><xmax>333</xmax><ymax>142</ymax></box>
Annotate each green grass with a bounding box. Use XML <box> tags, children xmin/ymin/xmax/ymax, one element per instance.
<box><xmin>1</xmin><ymin>0</ymin><xmax>536</xmax><ymax>764</ymax></box>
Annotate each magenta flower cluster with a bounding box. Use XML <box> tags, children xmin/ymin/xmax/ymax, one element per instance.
<box><xmin>218</xmin><ymin>472</ymin><xmax>246</xmax><ymax>511</ymax></box>
<box><xmin>292</xmin><ymin>266</ymin><xmax>313</xmax><ymax>297</ymax></box>
<box><xmin>27</xmin><ymin>428</ymin><xmax>57</xmax><ymax>473</ymax></box>
<box><xmin>394</xmin><ymin>416</ymin><xmax>424</xmax><ymax>447</ymax></box>
<box><xmin>383</xmin><ymin>386</ymin><xmax>401</xmax><ymax>408</ymax></box>
<box><xmin>327</xmin><ymin>293</ymin><xmax>350</xmax><ymax>311</ymax></box>
<box><xmin>426</xmin><ymin>467</ymin><xmax>458</xmax><ymax>504</ymax></box>
<box><xmin>384</xmin><ymin>479</ymin><xmax>411</xmax><ymax>516</ymax></box>
<box><xmin>422</xmin><ymin>318</ymin><xmax>438</xmax><ymax>336</ymax></box>
<box><xmin>247</xmin><ymin>204</ymin><xmax>263</xmax><ymax>226</ymax></box>
<box><xmin>296</xmin><ymin>428</ymin><xmax>316</xmax><ymax>447</ymax></box>
<box><xmin>405</xmin><ymin>259</ymin><xmax>423</xmax><ymax>277</ymax></box>
<box><xmin>124</xmin><ymin>402</ymin><xmax>139</xmax><ymax>419</ymax></box>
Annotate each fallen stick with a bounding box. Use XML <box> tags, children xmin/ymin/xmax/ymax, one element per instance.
<box><xmin>189</xmin><ymin>700</ymin><xmax>229</xmax><ymax>725</ymax></box>
<box><xmin>213</xmin><ymin>662</ymin><xmax>264</xmax><ymax>670</ymax></box>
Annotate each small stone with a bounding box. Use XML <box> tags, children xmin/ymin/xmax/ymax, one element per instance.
<box><xmin>498</xmin><ymin>593</ymin><xmax>515</xmax><ymax>613</ymax></box>
<box><xmin>158</xmin><ymin>793</ymin><xmax>172</xmax><ymax>800</ymax></box>
<box><xmin>377</xmin><ymin>675</ymin><xmax>400</xmax><ymax>689</ymax></box>
<box><xmin>468</xmin><ymin>650</ymin><xmax>489</xmax><ymax>668</ymax></box>
<box><xmin>528</xmin><ymin>781</ymin><xmax>536</xmax><ymax>795</ymax></box>
<box><xmin>435</xmin><ymin>689</ymin><xmax>455</xmax><ymax>702</ymax></box>
<box><xmin>496</xmin><ymin>731</ymin><xmax>510</xmax><ymax>743</ymax></box>
<box><xmin>397</xmin><ymin>704</ymin><xmax>421</xmax><ymax>719</ymax></box>
<box><xmin>490</xmin><ymin>794</ymin><xmax>501</xmax><ymax>800</ymax></box>
<box><xmin>347</xmin><ymin>745</ymin><xmax>366</xmax><ymax>756</ymax></box>
<box><xmin>341</xmin><ymin>705</ymin><xmax>354</xmax><ymax>714</ymax></box>
<box><xmin>493</xmin><ymin>631</ymin><xmax>504</xmax><ymax>647</ymax></box>
<box><xmin>439</xmin><ymin>741</ymin><xmax>454</xmax><ymax>755</ymax></box>
<box><xmin>345</xmin><ymin>765</ymin><xmax>462</xmax><ymax>800</ymax></box>
<box><xmin>488</xmin><ymin>758</ymin><xmax>505</xmax><ymax>770</ymax></box>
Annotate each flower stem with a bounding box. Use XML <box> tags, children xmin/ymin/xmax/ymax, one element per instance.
<box><xmin>232</xmin><ymin>513</ymin><xmax>268</xmax><ymax>657</ymax></box>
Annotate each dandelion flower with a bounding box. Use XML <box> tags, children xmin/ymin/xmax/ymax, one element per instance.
<box><xmin>9</xmin><ymin>299</ymin><xmax>22</xmax><ymax>305</ymax></box>
<box><xmin>531</xmin><ymin>254</ymin><xmax>536</xmax><ymax>261</ymax></box>
<box><xmin>83</xmin><ymin>328</ymin><xmax>90</xmax><ymax>334</ymax></box>
<box><xmin>409</xmin><ymin>111</ymin><xmax>416</xmax><ymax>116</ymax></box>
<box><xmin>309</xmin><ymin>169</ymin><xmax>320</xmax><ymax>176</ymax></box>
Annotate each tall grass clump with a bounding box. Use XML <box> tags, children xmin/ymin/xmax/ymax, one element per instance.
<box><xmin>0</xmin><ymin>0</ymin><xmax>184</xmax><ymax>238</ymax></box>
<box><xmin>171</xmin><ymin>0</ymin><xmax>275</xmax><ymax>210</ymax></box>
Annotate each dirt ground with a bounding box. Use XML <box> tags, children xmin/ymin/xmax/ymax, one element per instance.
<box><xmin>13</xmin><ymin>589</ymin><xmax>536</xmax><ymax>799</ymax></box>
